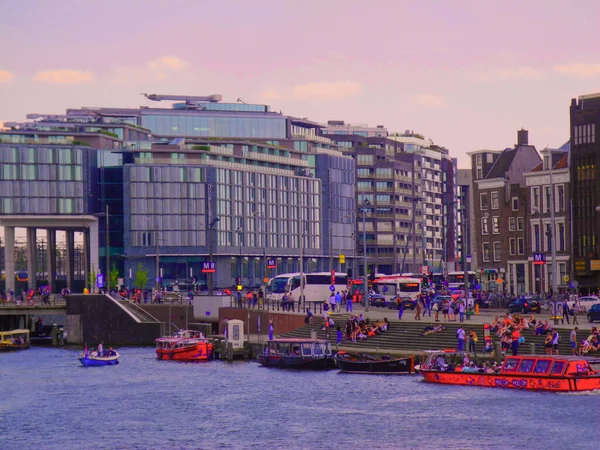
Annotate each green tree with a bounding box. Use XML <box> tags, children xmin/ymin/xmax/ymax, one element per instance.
<box><xmin>87</xmin><ymin>266</ymin><xmax>98</xmax><ymax>293</ymax></box>
<box><xmin>134</xmin><ymin>263</ymin><xmax>149</xmax><ymax>290</ymax></box>
<box><xmin>109</xmin><ymin>264</ymin><xmax>120</xmax><ymax>290</ymax></box>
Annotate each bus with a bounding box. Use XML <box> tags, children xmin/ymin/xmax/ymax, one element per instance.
<box><xmin>266</xmin><ymin>272</ymin><xmax>348</xmax><ymax>302</ymax></box>
<box><xmin>446</xmin><ymin>271</ymin><xmax>476</xmax><ymax>291</ymax></box>
<box><xmin>372</xmin><ymin>276</ymin><xmax>422</xmax><ymax>303</ymax></box>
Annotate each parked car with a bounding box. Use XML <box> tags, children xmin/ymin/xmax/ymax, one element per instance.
<box><xmin>508</xmin><ymin>297</ymin><xmax>541</xmax><ymax>314</ymax></box>
<box><xmin>386</xmin><ymin>297</ymin><xmax>416</xmax><ymax>310</ymax></box>
<box><xmin>577</xmin><ymin>296</ymin><xmax>600</xmax><ymax>312</ymax></box>
<box><xmin>369</xmin><ymin>294</ymin><xmax>387</xmax><ymax>308</ymax></box>
<box><xmin>587</xmin><ymin>303</ymin><xmax>600</xmax><ymax>323</ymax></box>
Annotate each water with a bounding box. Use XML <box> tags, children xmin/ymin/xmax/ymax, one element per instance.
<box><xmin>1</xmin><ymin>347</ymin><xmax>599</xmax><ymax>450</ymax></box>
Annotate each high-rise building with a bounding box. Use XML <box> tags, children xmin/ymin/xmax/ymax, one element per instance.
<box><xmin>570</xmin><ymin>93</ymin><xmax>600</xmax><ymax>292</ymax></box>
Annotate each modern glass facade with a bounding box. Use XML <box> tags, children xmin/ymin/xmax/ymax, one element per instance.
<box><xmin>0</xmin><ymin>145</ymin><xmax>90</xmax><ymax>215</ymax></box>
<box><xmin>141</xmin><ymin>114</ymin><xmax>286</xmax><ymax>139</ymax></box>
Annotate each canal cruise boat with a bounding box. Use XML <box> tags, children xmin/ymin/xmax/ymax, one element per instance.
<box><xmin>335</xmin><ymin>351</ymin><xmax>415</xmax><ymax>375</ymax></box>
<box><xmin>0</xmin><ymin>329</ymin><xmax>31</xmax><ymax>352</ymax></box>
<box><xmin>418</xmin><ymin>350</ymin><xmax>600</xmax><ymax>392</ymax></box>
<box><xmin>155</xmin><ymin>330</ymin><xmax>214</xmax><ymax>362</ymax></box>
<box><xmin>257</xmin><ymin>338</ymin><xmax>336</xmax><ymax>370</ymax></box>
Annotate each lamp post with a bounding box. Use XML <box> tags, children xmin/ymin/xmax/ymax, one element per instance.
<box><xmin>208</xmin><ymin>217</ymin><xmax>220</xmax><ymax>295</ymax></box>
<box><xmin>549</xmin><ymin>171</ymin><xmax>558</xmax><ymax>325</ymax></box>
<box><xmin>361</xmin><ymin>196</ymin><xmax>370</xmax><ymax>312</ymax></box>
<box><xmin>236</xmin><ymin>226</ymin><xmax>243</xmax><ymax>287</ymax></box>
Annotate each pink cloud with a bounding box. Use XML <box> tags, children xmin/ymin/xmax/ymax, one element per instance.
<box><xmin>0</xmin><ymin>70</ymin><xmax>14</xmax><ymax>82</ymax></box>
<box><xmin>34</xmin><ymin>70</ymin><xmax>95</xmax><ymax>84</ymax></box>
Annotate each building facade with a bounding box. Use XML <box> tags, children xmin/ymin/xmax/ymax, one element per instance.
<box><xmin>570</xmin><ymin>93</ymin><xmax>600</xmax><ymax>292</ymax></box>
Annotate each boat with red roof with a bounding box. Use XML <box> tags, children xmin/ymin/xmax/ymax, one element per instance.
<box><xmin>418</xmin><ymin>350</ymin><xmax>600</xmax><ymax>392</ymax></box>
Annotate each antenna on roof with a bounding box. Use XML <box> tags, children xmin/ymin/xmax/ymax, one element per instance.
<box><xmin>237</xmin><ymin>98</ymin><xmax>246</xmax><ymax>104</ymax></box>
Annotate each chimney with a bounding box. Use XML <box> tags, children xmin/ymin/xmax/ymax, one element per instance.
<box><xmin>517</xmin><ymin>128</ymin><xmax>529</xmax><ymax>146</ymax></box>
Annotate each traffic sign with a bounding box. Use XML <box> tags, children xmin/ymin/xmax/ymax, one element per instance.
<box><xmin>563</xmin><ymin>275</ymin><xmax>570</xmax><ymax>283</ymax></box>
<box><xmin>496</xmin><ymin>277</ymin><xmax>503</xmax><ymax>284</ymax></box>
<box><xmin>329</xmin><ymin>284</ymin><xmax>335</xmax><ymax>292</ymax></box>
<box><xmin>96</xmin><ymin>273</ymin><xmax>104</xmax><ymax>288</ymax></box>
<box><xmin>267</xmin><ymin>259</ymin><xmax>276</xmax><ymax>269</ymax></box>
<box><xmin>339</xmin><ymin>254</ymin><xmax>345</xmax><ymax>264</ymax></box>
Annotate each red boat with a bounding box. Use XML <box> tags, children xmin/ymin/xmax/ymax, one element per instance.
<box><xmin>418</xmin><ymin>350</ymin><xmax>600</xmax><ymax>392</ymax></box>
<box><xmin>155</xmin><ymin>330</ymin><xmax>214</xmax><ymax>362</ymax></box>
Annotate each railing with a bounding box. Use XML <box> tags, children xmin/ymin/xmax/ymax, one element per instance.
<box><xmin>229</xmin><ymin>296</ymin><xmax>325</xmax><ymax>315</ymax></box>
<box><xmin>0</xmin><ymin>294</ymin><xmax>64</xmax><ymax>308</ymax></box>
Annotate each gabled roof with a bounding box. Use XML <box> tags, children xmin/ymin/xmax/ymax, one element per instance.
<box><xmin>485</xmin><ymin>148</ymin><xmax>516</xmax><ymax>179</ymax></box>
<box><xmin>554</xmin><ymin>152</ymin><xmax>569</xmax><ymax>169</ymax></box>
<box><xmin>530</xmin><ymin>162</ymin><xmax>543</xmax><ymax>172</ymax></box>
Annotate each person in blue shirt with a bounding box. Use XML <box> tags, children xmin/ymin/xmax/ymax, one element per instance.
<box><xmin>268</xmin><ymin>320</ymin><xmax>274</xmax><ymax>340</ymax></box>
<box><xmin>336</xmin><ymin>326</ymin><xmax>343</xmax><ymax>345</ymax></box>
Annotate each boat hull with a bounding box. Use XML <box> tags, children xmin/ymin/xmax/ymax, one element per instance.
<box><xmin>257</xmin><ymin>354</ymin><xmax>336</xmax><ymax>370</ymax></box>
<box><xmin>79</xmin><ymin>355</ymin><xmax>120</xmax><ymax>367</ymax></box>
<box><xmin>156</xmin><ymin>343</ymin><xmax>213</xmax><ymax>362</ymax></box>
<box><xmin>0</xmin><ymin>343</ymin><xmax>31</xmax><ymax>352</ymax></box>
<box><xmin>419</xmin><ymin>370</ymin><xmax>600</xmax><ymax>392</ymax></box>
<box><xmin>336</xmin><ymin>354</ymin><xmax>414</xmax><ymax>374</ymax></box>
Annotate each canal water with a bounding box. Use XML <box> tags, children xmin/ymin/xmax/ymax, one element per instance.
<box><xmin>1</xmin><ymin>347</ymin><xmax>598</xmax><ymax>450</ymax></box>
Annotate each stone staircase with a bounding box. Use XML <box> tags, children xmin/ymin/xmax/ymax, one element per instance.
<box><xmin>117</xmin><ymin>300</ymin><xmax>160</xmax><ymax>324</ymax></box>
<box><xmin>279</xmin><ymin>314</ymin><xmax>579</xmax><ymax>356</ymax></box>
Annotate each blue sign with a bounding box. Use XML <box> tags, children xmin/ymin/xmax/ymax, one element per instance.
<box><xmin>96</xmin><ymin>273</ymin><xmax>104</xmax><ymax>288</ymax></box>
<box><xmin>329</xmin><ymin>284</ymin><xmax>335</xmax><ymax>292</ymax></box>
<box><xmin>267</xmin><ymin>259</ymin><xmax>276</xmax><ymax>269</ymax></box>
<box><xmin>202</xmin><ymin>262</ymin><xmax>216</xmax><ymax>273</ymax></box>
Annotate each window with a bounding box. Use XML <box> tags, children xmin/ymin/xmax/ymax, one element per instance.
<box><xmin>557</xmin><ymin>185</ymin><xmax>565</xmax><ymax>212</ymax></box>
<box><xmin>509</xmin><ymin>217</ymin><xmax>516</xmax><ymax>231</ymax></box>
<box><xmin>559</xmin><ymin>262</ymin><xmax>567</xmax><ymax>285</ymax></box>
<box><xmin>492</xmin><ymin>216</ymin><xmax>500</xmax><ymax>234</ymax></box>
<box><xmin>512</xmin><ymin>197</ymin><xmax>519</xmax><ymax>211</ymax></box>
<box><xmin>493</xmin><ymin>242</ymin><xmax>501</xmax><ymax>261</ymax></box>
<box><xmin>481</xmin><ymin>217</ymin><xmax>489</xmax><ymax>235</ymax></box>
<box><xmin>476</xmin><ymin>154</ymin><xmax>483</xmax><ymax>179</ymax></box>
<box><xmin>482</xmin><ymin>243</ymin><xmax>490</xmax><ymax>262</ymax></box>
<box><xmin>509</xmin><ymin>238</ymin><xmax>516</xmax><ymax>255</ymax></box>
<box><xmin>491</xmin><ymin>191</ymin><xmax>499</xmax><ymax>210</ymax></box>
<box><xmin>550</xmin><ymin>361</ymin><xmax>566</xmax><ymax>375</ymax></box>
<box><xmin>517</xmin><ymin>359</ymin><xmax>536</xmax><ymax>373</ymax></box>
<box><xmin>518</xmin><ymin>238</ymin><xmax>524</xmax><ymax>255</ymax></box>
<box><xmin>533</xmin><ymin>360</ymin><xmax>552</xmax><ymax>374</ymax></box>
<box><xmin>543</xmin><ymin>155</ymin><xmax>550</xmax><ymax>170</ymax></box>
<box><xmin>544</xmin><ymin>186</ymin><xmax>551</xmax><ymax>213</ymax></box>
<box><xmin>480</xmin><ymin>193</ymin><xmax>488</xmax><ymax>210</ymax></box>
<box><xmin>531</xmin><ymin>187</ymin><xmax>540</xmax><ymax>213</ymax></box>
<box><xmin>533</xmin><ymin>224</ymin><xmax>541</xmax><ymax>252</ymax></box>
<box><xmin>517</xmin><ymin>217</ymin><xmax>524</xmax><ymax>231</ymax></box>
<box><xmin>558</xmin><ymin>223</ymin><xmax>565</xmax><ymax>252</ymax></box>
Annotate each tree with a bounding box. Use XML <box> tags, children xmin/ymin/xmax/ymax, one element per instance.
<box><xmin>109</xmin><ymin>264</ymin><xmax>120</xmax><ymax>290</ymax></box>
<box><xmin>134</xmin><ymin>263</ymin><xmax>149</xmax><ymax>290</ymax></box>
<box><xmin>87</xmin><ymin>266</ymin><xmax>98</xmax><ymax>293</ymax></box>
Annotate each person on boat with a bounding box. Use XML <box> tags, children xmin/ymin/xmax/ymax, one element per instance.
<box><xmin>97</xmin><ymin>342</ymin><xmax>104</xmax><ymax>357</ymax></box>
<box><xmin>268</xmin><ymin>320</ymin><xmax>274</xmax><ymax>341</ymax></box>
<box><xmin>435</xmin><ymin>355</ymin><xmax>448</xmax><ymax>371</ymax></box>
<box><xmin>84</xmin><ymin>344</ymin><xmax>89</xmax><ymax>358</ymax></box>
<box><xmin>107</xmin><ymin>347</ymin><xmax>116</xmax><ymax>357</ymax></box>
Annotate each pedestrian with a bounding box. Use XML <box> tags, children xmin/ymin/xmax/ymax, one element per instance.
<box><xmin>572</xmin><ymin>300</ymin><xmax>580</xmax><ymax>325</ymax></box>
<box><xmin>268</xmin><ymin>320</ymin><xmax>274</xmax><ymax>341</ymax></box>
<box><xmin>398</xmin><ymin>302</ymin><xmax>404</xmax><ymax>320</ymax></box>
<box><xmin>335</xmin><ymin>291</ymin><xmax>342</xmax><ymax>312</ymax></box>
<box><xmin>236</xmin><ymin>291</ymin><xmax>242</xmax><ymax>308</ymax></box>
<box><xmin>323</xmin><ymin>300</ymin><xmax>329</xmax><ymax>320</ymax></box>
<box><xmin>570</xmin><ymin>327</ymin><xmax>578</xmax><ymax>355</ymax></box>
<box><xmin>425</xmin><ymin>295</ymin><xmax>432</xmax><ymax>317</ymax></box>
<box><xmin>469</xmin><ymin>329</ymin><xmax>478</xmax><ymax>353</ymax></box>
<box><xmin>433</xmin><ymin>301</ymin><xmax>440</xmax><ymax>322</ymax></box>
<box><xmin>456</xmin><ymin>326</ymin><xmax>465</xmax><ymax>351</ymax></box>
<box><xmin>552</xmin><ymin>329</ymin><xmax>560</xmax><ymax>355</ymax></box>
<box><xmin>511</xmin><ymin>329</ymin><xmax>521</xmax><ymax>356</ymax></box>
<box><xmin>561</xmin><ymin>299</ymin><xmax>570</xmax><ymax>325</ymax></box>
<box><xmin>346</xmin><ymin>292</ymin><xmax>353</xmax><ymax>312</ymax></box>
<box><xmin>336</xmin><ymin>326</ymin><xmax>343</xmax><ymax>345</ymax></box>
<box><xmin>414</xmin><ymin>297</ymin><xmax>422</xmax><ymax>320</ymax></box>
<box><xmin>459</xmin><ymin>301</ymin><xmax>465</xmax><ymax>323</ymax></box>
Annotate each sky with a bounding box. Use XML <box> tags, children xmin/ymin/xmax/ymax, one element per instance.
<box><xmin>1</xmin><ymin>0</ymin><xmax>600</xmax><ymax>168</ymax></box>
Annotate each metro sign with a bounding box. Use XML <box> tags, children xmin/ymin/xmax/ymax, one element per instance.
<box><xmin>201</xmin><ymin>262</ymin><xmax>216</xmax><ymax>273</ymax></box>
<box><xmin>533</xmin><ymin>253</ymin><xmax>546</xmax><ymax>265</ymax></box>
<box><xmin>267</xmin><ymin>259</ymin><xmax>276</xmax><ymax>269</ymax></box>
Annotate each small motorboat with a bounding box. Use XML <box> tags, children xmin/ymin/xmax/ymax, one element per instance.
<box><xmin>155</xmin><ymin>330</ymin><xmax>214</xmax><ymax>362</ymax></box>
<box><xmin>79</xmin><ymin>350</ymin><xmax>120</xmax><ymax>367</ymax></box>
<box><xmin>335</xmin><ymin>351</ymin><xmax>415</xmax><ymax>374</ymax></box>
<box><xmin>0</xmin><ymin>329</ymin><xmax>31</xmax><ymax>352</ymax></box>
<box><xmin>257</xmin><ymin>338</ymin><xmax>337</xmax><ymax>370</ymax></box>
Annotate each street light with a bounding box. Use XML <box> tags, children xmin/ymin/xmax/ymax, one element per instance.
<box><xmin>549</xmin><ymin>171</ymin><xmax>558</xmax><ymax>325</ymax></box>
<box><xmin>361</xmin><ymin>196</ymin><xmax>370</xmax><ymax>312</ymax></box>
<box><xmin>208</xmin><ymin>217</ymin><xmax>220</xmax><ymax>295</ymax></box>
<box><xmin>236</xmin><ymin>226</ymin><xmax>243</xmax><ymax>287</ymax></box>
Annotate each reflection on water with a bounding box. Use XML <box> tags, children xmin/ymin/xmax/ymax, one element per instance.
<box><xmin>0</xmin><ymin>347</ymin><xmax>599</xmax><ymax>450</ymax></box>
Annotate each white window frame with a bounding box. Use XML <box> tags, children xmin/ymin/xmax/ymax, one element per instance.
<box><xmin>512</xmin><ymin>196</ymin><xmax>519</xmax><ymax>211</ymax></box>
<box><xmin>491</xmin><ymin>191</ymin><xmax>499</xmax><ymax>210</ymax></box>
<box><xmin>517</xmin><ymin>217</ymin><xmax>524</xmax><ymax>231</ymax></box>
<box><xmin>517</xmin><ymin>237</ymin><xmax>524</xmax><ymax>255</ymax></box>
<box><xmin>480</xmin><ymin>192</ymin><xmax>488</xmax><ymax>210</ymax></box>
<box><xmin>544</xmin><ymin>186</ymin><xmax>551</xmax><ymax>213</ymax></box>
<box><xmin>509</xmin><ymin>238</ymin><xmax>516</xmax><ymax>256</ymax></box>
<box><xmin>556</xmin><ymin>184</ymin><xmax>565</xmax><ymax>213</ymax></box>
<box><xmin>476</xmin><ymin>154</ymin><xmax>483</xmax><ymax>180</ymax></box>
<box><xmin>531</xmin><ymin>187</ymin><xmax>540</xmax><ymax>213</ymax></box>
<box><xmin>493</xmin><ymin>242</ymin><xmax>501</xmax><ymax>262</ymax></box>
<box><xmin>492</xmin><ymin>216</ymin><xmax>500</xmax><ymax>234</ymax></box>
<box><xmin>482</xmin><ymin>242</ymin><xmax>490</xmax><ymax>262</ymax></box>
<box><xmin>509</xmin><ymin>217</ymin><xmax>516</xmax><ymax>231</ymax></box>
<box><xmin>558</xmin><ymin>222</ymin><xmax>566</xmax><ymax>252</ymax></box>
<box><xmin>532</xmin><ymin>222</ymin><xmax>541</xmax><ymax>253</ymax></box>
<box><xmin>481</xmin><ymin>217</ymin><xmax>489</xmax><ymax>235</ymax></box>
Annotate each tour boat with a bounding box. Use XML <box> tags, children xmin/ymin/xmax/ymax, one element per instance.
<box><xmin>418</xmin><ymin>350</ymin><xmax>600</xmax><ymax>392</ymax></box>
<box><xmin>0</xmin><ymin>329</ymin><xmax>31</xmax><ymax>352</ymax></box>
<box><xmin>257</xmin><ymin>338</ymin><xmax>336</xmax><ymax>370</ymax></box>
<box><xmin>335</xmin><ymin>351</ymin><xmax>415</xmax><ymax>375</ymax></box>
<box><xmin>79</xmin><ymin>350</ymin><xmax>120</xmax><ymax>367</ymax></box>
<box><xmin>155</xmin><ymin>330</ymin><xmax>214</xmax><ymax>362</ymax></box>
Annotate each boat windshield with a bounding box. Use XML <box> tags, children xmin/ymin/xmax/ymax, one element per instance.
<box><xmin>271</xmin><ymin>277</ymin><xmax>290</xmax><ymax>294</ymax></box>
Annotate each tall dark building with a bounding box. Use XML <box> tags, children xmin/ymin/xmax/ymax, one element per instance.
<box><xmin>570</xmin><ymin>92</ymin><xmax>600</xmax><ymax>292</ymax></box>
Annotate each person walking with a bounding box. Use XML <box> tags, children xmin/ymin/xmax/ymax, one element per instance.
<box><xmin>570</xmin><ymin>327</ymin><xmax>578</xmax><ymax>355</ymax></box>
<box><xmin>561</xmin><ymin>298</ymin><xmax>570</xmax><ymax>325</ymax></box>
<box><xmin>552</xmin><ymin>329</ymin><xmax>560</xmax><ymax>355</ymax></box>
<box><xmin>329</xmin><ymin>293</ymin><xmax>336</xmax><ymax>315</ymax></box>
<box><xmin>458</xmin><ymin>301</ymin><xmax>466</xmax><ymax>323</ymax></box>
<box><xmin>469</xmin><ymin>329</ymin><xmax>478</xmax><ymax>353</ymax></box>
<box><xmin>572</xmin><ymin>300</ymin><xmax>580</xmax><ymax>325</ymax></box>
<box><xmin>346</xmin><ymin>292</ymin><xmax>353</xmax><ymax>312</ymax></box>
<box><xmin>335</xmin><ymin>291</ymin><xmax>342</xmax><ymax>313</ymax></box>
<box><xmin>398</xmin><ymin>302</ymin><xmax>404</xmax><ymax>320</ymax></box>
<box><xmin>414</xmin><ymin>296</ymin><xmax>422</xmax><ymax>320</ymax></box>
<box><xmin>433</xmin><ymin>301</ymin><xmax>440</xmax><ymax>322</ymax></box>
<box><xmin>268</xmin><ymin>320</ymin><xmax>274</xmax><ymax>341</ymax></box>
<box><xmin>456</xmin><ymin>326</ymin><xmax>465</xmax><ymax>351</ymax></box>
